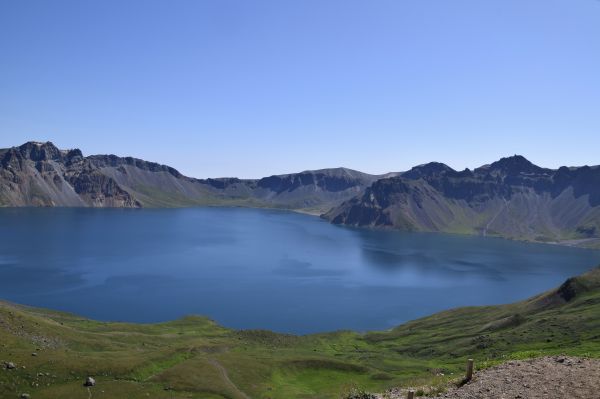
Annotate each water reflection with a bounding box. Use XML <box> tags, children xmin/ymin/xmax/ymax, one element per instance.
<box><xmin>0</xmin><ymin>207</ymin><xmax>599</xmax><ymax>333</ymax></box>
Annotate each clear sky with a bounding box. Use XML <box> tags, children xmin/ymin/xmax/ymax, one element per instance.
<box><xmin>1</xmin><ymin>0</ymin><xmax>599</xmax><ymax>178</ymax></box>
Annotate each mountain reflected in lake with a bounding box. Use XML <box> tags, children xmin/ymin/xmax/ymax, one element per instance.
<box><xmin>1</xmin><ymin>207</ymin><xmax>599</xmax><ymax>334</ymax></box>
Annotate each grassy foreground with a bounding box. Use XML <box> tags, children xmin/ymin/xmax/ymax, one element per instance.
<box><xmin>1</xmin><ymin>267</ymin><xmax>600</xmax><ymax>399</ymax></box>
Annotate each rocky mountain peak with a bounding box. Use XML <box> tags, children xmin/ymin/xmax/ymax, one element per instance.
<box><xmin>18</xmin><ymin>141</ymin><xmax>63</xmax><ymax>162</ymax></box>
<box><xmin>478</xmin><ymin>155</ymin><xmax>545</xmax><ymax>175</ymax></box>
<box><xmin>403</xmin><ymin>162</ymin><xmax>455</xmax><ymax>179</ymax></box>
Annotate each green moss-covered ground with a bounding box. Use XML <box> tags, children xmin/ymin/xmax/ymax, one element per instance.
<box><xmin>2</xmin><ymin>267</ymin><xmax>600</xmax><ymax>399</ymax></box>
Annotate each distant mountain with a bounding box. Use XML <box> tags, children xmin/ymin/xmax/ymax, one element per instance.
<box><xmin>324</xmin><ymin>155</ymin><xmax>600</xmax><ymax>246</ymax></box>
<box><xmin>0</xmin><ymin>141</ymin><xmax>390</xmax><ymax>213</ymax></box>
<box><xmin>3</xmin><ymin>142</ymin><xmax>600</xmax><ymax>246</ymax></box>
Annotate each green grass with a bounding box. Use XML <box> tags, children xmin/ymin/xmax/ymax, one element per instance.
<box><xmin>2</xmin><ymin>266</ymin><xmax>600</xmax><ymax>399</ymax></box>
<box><xmin>131</xmin><ymin>183</ymin><xmax>314</xmax><ymax>212</ymax></box>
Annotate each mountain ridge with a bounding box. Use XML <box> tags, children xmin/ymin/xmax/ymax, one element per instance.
<box><xmin>0</xmin><ymin>141</ymin><xmax>388</xmax><ymax>212</ymax></box>
<box><xmin>324</xmin><ymin>154</ymin><xmax>600</xmax><ymax>246</ymax></box>
<box><xmin>2</xmin><ymin>141</ymin><xmax>600</xmax><ymax>247</ymax></box>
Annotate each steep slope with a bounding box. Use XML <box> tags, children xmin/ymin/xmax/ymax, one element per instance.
<box><xmin>251</xmin><ymin>167</ymin><xmax>389</xmax><ymax>211</ymax></box>
<box><xmin>324</xmin><ymin>156</ymin><xmax>600</xmax><ymax>245</ymax></box>
<box><xmin>0</xmin><ymin>141</ymin><xmax>383</xmax><ymax>211</ymax></box>
<box><xmin>0</xmin><ymin>142</ymin><xmax>139</xmax><ymax>207</ymax></box>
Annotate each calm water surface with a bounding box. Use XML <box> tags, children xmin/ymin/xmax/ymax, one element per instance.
<box><xmin>1</xmin><ymin>208</ymin><xmax>599</xmax><ymax>334</ymax></box>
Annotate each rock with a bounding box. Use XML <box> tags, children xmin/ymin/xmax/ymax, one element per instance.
<box><xmin>31</xmin><ymin>353</ymin><xmax>37</xmax><ymax>357</ymax></box>
<box><xmin>84</xmin><ymin>377</ymin><xmax>96</xmax><ymax>387</ymax></box>
<box><xmin>325</xmin><ymin>155</ymin><xmax>600</xmax><ymax>243</ymax></box>
<box><xmin>5</xmin><ymin>362</ymin><xmax>16</xmax><ymax>370</ymax></box>
<box><xmin>20</xmin><ymin>394</ymin><xmax>31</xmax><ymax>399</ymax></box>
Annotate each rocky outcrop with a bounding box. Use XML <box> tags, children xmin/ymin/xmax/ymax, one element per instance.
<box><xmin>324</xmin><ymin>156</ymin><xmax>600</xmax><ymax>244</ymax></box>
<box><xmin>0</xmin><ymin>142</ymin><xmax>139</xmax><ymax>208</ymax></box>
<box><xmin>88</xmin><ymin>154</ymin><xmax>183</xmax><ymax>178</ymax></box>
<box><xmin>257</xmin><ymin>168</ymin><xmax>373</xmax><ymax>193</ymax></box>
<box><xmin>66</xmin><ymin>169</ymin><xmax>140</xmax><ymax>207</ymax></box>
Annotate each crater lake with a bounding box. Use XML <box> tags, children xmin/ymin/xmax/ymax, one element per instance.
<box><xmin>1</xmin><ymin>207</ymin><xmax>600</xmax><ymax>334</ymax></box>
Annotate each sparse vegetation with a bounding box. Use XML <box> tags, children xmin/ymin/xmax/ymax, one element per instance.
<box><xmin>342</xmin><ymin>387</ymin><xmax>377</xmax><ymax>399</ymax></box>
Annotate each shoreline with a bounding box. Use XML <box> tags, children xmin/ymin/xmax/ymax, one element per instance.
<box><xmin>1</xmin><ymin>204</ymin><xmax>599</xmax><ymax>250</ymax></box>
<box><xmin>1</xmin><ymin>267</ymin><xmax>599</xmax><ymax>398</ymax></box>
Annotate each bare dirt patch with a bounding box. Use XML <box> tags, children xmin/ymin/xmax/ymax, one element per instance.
<box><xmin>434</xmin><ymin>356</ymin><xmax>600</xmax><ymax>399</ymax></box>
<box><xmin>378</xmin><ymin>356</ymin><xmax>600</xmax><ymax>399</ymax></box>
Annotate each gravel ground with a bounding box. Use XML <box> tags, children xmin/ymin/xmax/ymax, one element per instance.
<box><xmin>436</xmin><ymin>356</ymin><xmax>600</xmax><ymax>399</ymax></box>
<box><xmin>380</xmin><ymin>356</ymin><xmax>600</xmax><ymax>399</ymax></box>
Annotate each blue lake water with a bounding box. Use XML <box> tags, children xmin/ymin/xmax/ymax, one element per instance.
<box><xmin>1</xmin><ymin>207</ymin><xmax>599</xmax><ymax>334</ymax></box>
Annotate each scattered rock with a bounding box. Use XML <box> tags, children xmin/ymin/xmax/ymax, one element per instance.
<box><xmin>84</xmin><ymin>377</ymin><xmax>96</xmax><ymax>387</ymax></box>
<box><xmin>5</xmin><ymin>362</ymin><xmax>16</xmax><ymax>370</ymax></box>
<box><xmin>433</xmin><ymin>356</ymin><xmax>600</xmax><ymax>399</ymax></box>
<box><xmin>31</xmin><ymin>353</ymin><xmax>37</xmax><ymax>357</ymax></box>
<box><xmin>20</xmin><ymin>394</ymin><xmax>31</xmax><ymax>399</ymax></box>
<box><xmin>377</xmin><ymin>356</ymin><xmax>600</xmax><ymax>399</ymax></box>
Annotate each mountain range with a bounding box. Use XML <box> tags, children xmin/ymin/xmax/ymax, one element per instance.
<box><xmin>2</xmin><ymin>141</ymin><xmax>600</xmax><ymax>246</ymax></box>
<box><xmin>0</xmin><ymin>141</ymin><xmax>389</xmax><ymax>213</ymax></box>
<box><xmin>325</xmin><ymin>155</ymin><xmax>600</xmax><ymax>246</ymax></box>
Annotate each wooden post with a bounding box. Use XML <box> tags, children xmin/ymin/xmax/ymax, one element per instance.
<box><xmin>407</xmin><ymin>390</ymin><xmax>415</xmax><ymax>399</ymax></box>
<box><xmin>466</xmin><ymin>358</ymin><xmax>474</xmax><ymax>381</ymax></box>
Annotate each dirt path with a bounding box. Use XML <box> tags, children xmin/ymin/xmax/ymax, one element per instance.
<box><xmin>435</xmin><ymin>356</ymin><xmax>600</xmax><ymax>399</ymax></box>
<box><xmin>379</xmin><ymin>356</ymin><xmax>600</xmax><ymax>399</ymax></box>
<box><xmin>208</xmin><ymin>358</ymin><xmax>251</xmax><ymax>399</ymax></box>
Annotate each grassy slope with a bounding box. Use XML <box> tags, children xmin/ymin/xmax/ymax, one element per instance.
<box><xmin>1</xmin><ymin>267</ymin><xmax>600</xmax><ymax>399</ymax></box>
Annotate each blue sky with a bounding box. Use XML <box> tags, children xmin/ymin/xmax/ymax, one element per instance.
<box><xmin>1</xmin><ymin>0</ymin><xmax>599</xmax><ymax>178</ymax></box>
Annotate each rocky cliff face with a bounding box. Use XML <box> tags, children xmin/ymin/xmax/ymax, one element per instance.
<box><xmin>324</xmin><ymin>156</ymin><xmax>600</xmax><ymax>244</ymax></box>
<box><xmin>0</xmin><ymin>141</ymin><xmax>380</xmax><ymax>211</ymax></box>
<box><xmin>249</xmin><ymin>168</ymin><xmax>384</xmax><ymax>210</ymax></box>
<box><xmin>0</xmin><ymin>142</ymin><xmax>140</xmax><ymax>207</ymax></box>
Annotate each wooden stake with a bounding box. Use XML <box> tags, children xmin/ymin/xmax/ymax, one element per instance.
<box><xmin>466</xmin><ymin>358</ymin><xmax>474</xmax><ymax>381</ymax></box>
<box><xmin>407</xmin><ymin>390</ymin><xmax>415</xmax><ymax>399</ymax></box>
